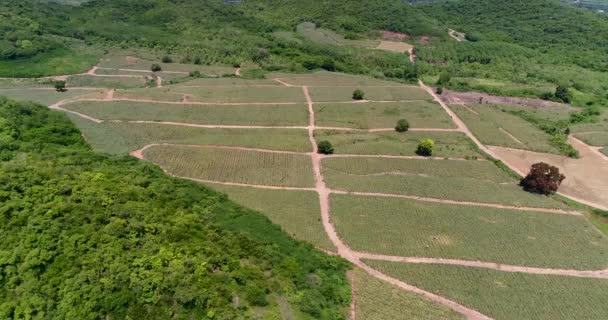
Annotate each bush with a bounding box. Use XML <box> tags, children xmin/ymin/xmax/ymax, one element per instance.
<box><xmin>395</xmin><ymin>119</ymin><xmax>410</xmax><ymax>132</ymax></box>
<box><xmin>189</xmin><ymin>70</ymin><xmax>201</xmax><ymax>77</ymax></box>
<box><xmin>151</xmin><ymin>64</ymin><xmax>162</xmax><ymax>72</ymax></box>
<box><xmin>555</xmin><ymin>86</ymin><xmax>572</xmax><ymax>103</ymax></box>
<box><xmin>437</xmin><ymin>71</ymin><xmax>452</xmax><ymax>85</ymax></box>
<box><xmin>161</xmin><ymin>56</ymin><xmax>173</xmax><ymax>63</ymax></box>
<box><xmin>352</xmin><ymin>89</ymin><xmax>365</xmax><ymax>100</ymax></box>
<box><xmin>436</xmin><ymin>87</ymin><xmax>443</xmax><ymax>95</ymax></box>
<box><xmin>54</xmin><ymin>80</ymin><xmax>66</xmax><ymax>92</ymax></box>
<box><xmin>193</xmin><ymin>57</ymin><xmax>202</xmax><ymax>65</ymax></box>
<box><xmin>416</xmin><ymin>138</ymin><xmax>435</xmax><ymax>156</ymax></box>
<box><xmin>520</xmin><ymin>162</ymin><xmax>565</xmax><ymax>195</ymax></box>
<box><xmin>317</xmin><ymin>140</ymin><xmax>334</xmax><ymax>155</ymax></box>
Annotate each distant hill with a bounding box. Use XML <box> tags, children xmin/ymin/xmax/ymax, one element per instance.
<box><xmin>562</xmin><ymin>0</ymin><xmax>608</xmax><ymax>12</ymax></box>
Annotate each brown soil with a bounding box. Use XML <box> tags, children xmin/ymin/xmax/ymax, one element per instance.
<box><xmin>441</xmin><ymin>89</ymin><xmax>576</xmax><ymax>110</ymax></box>
<box><xmin>380</xmin><ymin>30</ymin><xmax>410</xmax><ymax>41</ymax></box>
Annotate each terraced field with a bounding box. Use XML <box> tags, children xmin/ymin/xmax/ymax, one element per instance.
<box><xmin>8</xmin><ymin>54</ymin><xmax>608</xmax><ymax>320</ymax></box>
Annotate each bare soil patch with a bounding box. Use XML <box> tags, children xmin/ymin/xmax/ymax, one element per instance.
<box><xmin>376</xmin><ymin>41</ymin><xmax>413</xmax><ymax>53</ymax></box>
<box><xmin>380</xmin><ymin>30</ymin><xmax>410</xmax><ymax>41</ymax></box>
<box><xmin>441</xmin><ymin>89</ymin><xmax>576</xmax><ymax>110</ymax></box>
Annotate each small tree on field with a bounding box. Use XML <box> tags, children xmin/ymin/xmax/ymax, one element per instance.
<box><xmin>436</xmin><ymin>87</ymin><xmax>443</xmax><ymax>95</ymax></box>
<box><xmin>520</xmin><ymin>162</ymin><xmax>565</xmax><ymax>195</ymax></box>
<box><xmin>555</xmin><ymin>86</ymin><xmax>572</xmax><ymax>104</ymax></box>
<box><xmin>437</xmin><ymin>71</ymin><xmax>451</xmax><ymax>85</ymax></box>
<box><xmin>416</xmin><ymin>138</ymin><xmax>434</xmax><ymax>156</ymax></box>
<box><xmin>189</xmin><ymin>70</ymin><xmax>201</xmax><ymax>78</ymax></box>
<box><xmin>151</xmin><ymin>64</ymin><xmax>162</xmax><ymax>72</ymax></box>
<box><xmin>162</xmin><ymin>56</ymin><xmax>173</xmax><ymax>63</ymax></box>
<box><xmin>352</xmin><ymin>89</ymin><xmax>365</xmax><ymax>100</ymax></box>
<box><xmin>317</xmin><ymin>140</ymin><xmax>334</xmax><ymax>155</ymax></box>
<box><xmin>54</xmin><ymin>80</ymin><xmax>67</xmax><ymax>92</ymax></box>
<box><xmin>395</xmin><ymin>119</ymin><xmax>410</xmax><ymax>132</ymax></box>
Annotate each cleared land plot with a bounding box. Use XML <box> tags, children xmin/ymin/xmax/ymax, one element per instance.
<box><xmin>323</xmin><ymin>157</ymin><xmax>565</xmax><ymax>208</ymax></box>
<box><xmin>269</xmin><ymin>72</ymin><xmax>401</xmax><ymax>87</ymax></box>
<box><xmin>296</xmin><ymin>22</ymin><xmax>379</xmax><ymax>48</ymax></box>
<box><xmin>315</xmin><ymin>130</ymin><xmax>482</xmax><ymax>158</ymax></box>
<box><xmin>453</xmin><ymin>104</ymin><xmax>559</xmax><ymax>153</ymax></box>
<box><xmin>0</xmin><ymin>88</ymin><xmax>98</xmax><ymax>106</ymax></box>
<box><xmin>350</xmin><ymin>268</ymin><xmax>463</xmax><ymax>320</ymax></box>
<box><xmin>493</xmin><ymin>103</ymin><xmax>575</xmax><ymax>122</ymax></box>
<box><xmin>66</xmin><ymin>75</ymin><xmax>149</xmax><ymax>89</ymax></box>
<box><xmin>366</xmin><ymin>262</ymin><xmax>608</xmax><ymax>320</ymax></box>
<box><xmin>115</xmin><ymin>86</ymin><xmax>305</xmax><ymax>103</ymax></box>
<box><xmin>144</xmin><ymin>145</ymin><xmax>315</xmax><ymax>187</ymax></box>
<box><xmin>64</xmin><ymin>101</ymin><xmax>309</xmax><ymax>126</ymax></box>
<box><xmin>314</xmin><ymin>101</ymin><xmax>455</xmax><ymax>129</ymax></box>
<box><xmin>68</xmin><ymin>116</ymin><xmax>312</xmax><ymax>154</ymax></box>
<box><xmin>309</xmin><ymin>86</ymin><xmax>430</xmax><ymax>102</ymax></box>
<box><xmin>98</xmin><ymin>55</ymin><xmax>235</xmax><ymax>74</ymax></box>
<box><xmin>574</xmin><ymin>132</ymin><xmax>608</xmax><ymax>146</ymax></box>
<box><xmin>375</xmin><ymin>41</ymin><xmax>413</xmax><ymax>53</ymax></box>
<box><xmin>206</xmin><ymin>184</ymin><xmax>334</xmax><ymax>251</ymax></box>
<box><xmin>331</xmin><ymin>195</ymin><xmax>608</xmax><ymax>269</ymax></box>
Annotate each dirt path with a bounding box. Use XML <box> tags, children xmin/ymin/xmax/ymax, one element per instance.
<box><xmin>273</xmin><ymin>78</ymin><xmax>293</xmax><ymax>87</ymax></box>
<box><xmin>49</xmin><ymin>99</ymin><xmax>104</xmax><ymax>123</ymax></box>
<box><xmin>408</xmin><ymin>47</ymin><xmax>416</xmax><ymax>64</ymax></box>
<box><xmin>448</xmin><ymin>29</ymin><xmax>465</xmax><ymax>42</ymax></box>
<box><xmin>325</xmin><ymin>154</ymin><xmax>485</xmax><ymax>161</ymax></box>
<box><xmin>499</xmin><ymin>127</ymin><xmax>526</xmax><ymax>147</ymax></box>
<box><xmin>357</xmin><ymin>253</ymin><xmax>608</xmax><ymax>279</ymax></box>
<box><xmin>156</xmin><ymin>76</ymin><xmax>162</xmax><ymax>88</ymax></box>
<box><xmin>329</xmin><ymin>189</ymin><xmax>579</xmax><ymax>215</ymax></box>
<box><xmin>131</xmin><ymin>143</ymin><xmax>309</xmax><ymax>156</ymax></box>
<box><xmin>235</xmin><ymin>68</ymin><xmax>241</xmax><ymax>76</ymax></box>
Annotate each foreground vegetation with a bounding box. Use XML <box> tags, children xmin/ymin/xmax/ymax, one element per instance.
<box><xmin>0</xmin><ymin>98</ymin><xmax>350</xmax><ymax>319</ymax></box>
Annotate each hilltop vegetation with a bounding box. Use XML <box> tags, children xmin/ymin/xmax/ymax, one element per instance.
<box><xmin>0</xmin><ymin>98</ymin><xmax>350</xmax><ymax>319</ymax></box>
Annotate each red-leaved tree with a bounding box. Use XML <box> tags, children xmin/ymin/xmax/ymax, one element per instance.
<box><xmin>520</xmin><ymin>162</ymin><xmax>565</xmax><ymax>195</ymax></box>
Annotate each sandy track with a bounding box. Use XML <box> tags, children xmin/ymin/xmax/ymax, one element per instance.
<box><xmin>96</xmin><ymin>67</ymin><xmax>188</xmax><ymax>75</ymax></box>
<box><xmin>358</xmin><ymin>253</ymin><xmax>608</xmax><ymax>279</ymax></box>
<box><xmin>131</xmin><ymin>143</ymin><xmax>310</xmax><ymax>156</ymax></box>
<box><xmin>273</xmin><ymin>78</ymin><xmax>293</xmax><ymax>87</ymax></box>
<box><xmin>499</xmin><ymin>127</ymin><xmax>526</xmax><ymax>146</ymax></box>
<box><xmin>235</xmin><ymin>68</ymin><xmax>241</xmax><ymax>76</ymax></box>
<box><xmin>329</xmin><ymin>189</ymin><xmax>579</xmax><ymax>215</ymax></box>
<box><xmin>324</xmin><ymin>154</ymin><xmax>484</xmax><ymax>161</ymax></box>
<box><xmin>124</xmin><ymin>121</ymin><xmax>309</xmax><ymax>130</ymax></box>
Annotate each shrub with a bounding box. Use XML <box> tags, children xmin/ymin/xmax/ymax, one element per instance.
<box><xmin>436</xmin><ymin>87</ymin><xmax>443</xmax><ymax>95</ymax></box>
<box><xmin>416</xmin><ymin>138</ymin><xmax>435</xmax><ymax>156</ymax></box>
<box><xmin>161</xmin><ymin>56</ymin><xmax>173</xmax><ymax>63</ymax></box>
<box><xmin>194</xmin><ymin>57</ymin><xmax>202</xmax><ymax>65</ymax></box>
<box><xmin>151</xmin><ymin>64</ymin><xmax>162</xmax><ymax>72</ymax></box>
<box><xmin>352</xmin><ymin>89</ymin><xmax>365</xmax><ymax>100</ymax></box>
<box><xmin>520</xmin><ymin>162</ymin><xmax>565</xmax><ymax>195</ymax></box>
<box><xmin>437</xmin><ymin>71</ymin><xmax>452</xmax><ymax>85</ymax></box>
<box><xmin>555</xmin><ymin>86</ymin><xmax>572</xmax><ymax>103</ymax></box>
<box><xmin>54</xmin><ymin>80</ymin><xmax>66</xmax><ymax>92</ymax></box>
<box><xmin>189</xmin><ymin>70</ymin><xmax>201</xmax><ymax>78</ymax></box>
<box><xmin>317</xmin><ymin>140</ymin><xmax>334</xmax><ymax>155</ymax></box>
<box><xmin>395</xmin><ymin>119</ymin><xmax>410</xmax><ymax>132</ymax></box>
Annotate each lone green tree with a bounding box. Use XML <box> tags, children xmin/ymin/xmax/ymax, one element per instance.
<box><xmin>555</xmin><ymin>86</ymin><xmax>572</xmax><ymax>103</ymax></box>
<box><xmin>151</xmin><ymin>64</ymin><xmax>162</xmax><ymax>72</ymax></box>
<box><xmin>395</xmin><ymin>119</ymin><xmax>410</xmax><ymax>132</ymax></box>
<box><xmin>520</xmin><ymin>162</ymin><xmax>565</xmax><ymax>195</ymax></box>
<box><xmin>317</xmin><ymin>140</ymin><xmax>334</xmax><ymax>155</ymax></box>
<box><xmin>437</xmin><ymin>71</ymin><xmax>452</xmax><ymax>85</ymax></box>
<box><xmin>54</xmin><ymin>80</ymin><xmax>66</xmax><ymax>92</ymax></box>
<box><xmin>352</xmin><ymin>89</ymin><xmax>365</xmax><ymax>100</ymax></box>
<box><xmin>416</xmin><ymin>138</ymin><xmax>435</xmax><ymax>156</ymax></box>
<box><xmin>161</xmin><ymin>56</ymin><xmax>173</xmax><ymax>63</ymax></box>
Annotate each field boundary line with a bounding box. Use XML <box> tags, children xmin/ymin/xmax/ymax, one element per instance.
<box><xmin>315</xmin><ymin>126</ymin><xmax>459</xmax><ymax>132</ymax></box>
<box><xmin>123</xmin><ymin>120</ymin><xmax>309</xmax><ymax>130</ymax></box>
<box><xmin>324</xmin><ymin>154</ymin><xmax>485</xmax><ymax>161</ymax></box>
<box><xmin>96</xmin><ymin>67</ymin><xmax>189</xmax><ymax>74</ymax></box>
<box><xmin>357</xmin><ymin>253</ymin><xmax>608</xmax><ymax>279</ymax></box>
<box><xmin>273</xmin><ymin>78</ymin><xmax>293</xmax><ymax>86</ymax></box>
<box><xmin>330</xmin><ymin>189</ymin><xmax>580</xmax><ymax>215</ymax></box>
<box><xmin>499</xmin><ymin>127</ymin><xmax>526</xmax><ymax>147</ymax></box>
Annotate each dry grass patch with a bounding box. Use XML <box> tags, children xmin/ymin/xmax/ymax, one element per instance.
<box><xmin>331</xmin><ymin>194</ymin><xmax>608</xmax><ymax>269</ymax></box>
<box><xmin>144</xmin><ymin>145</ymin><xmax>315</xmax><ymax>187</ymax></box>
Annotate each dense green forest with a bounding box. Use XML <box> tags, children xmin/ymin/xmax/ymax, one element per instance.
<box><xmin>2</xmin><ymin>0</ymin><xmax>608</xmax><ymax>102</ymax></box>
<box><xmin>0</xmin><ymin>98</ymin><xmax>350</xmax><ymax>319</ymax></box>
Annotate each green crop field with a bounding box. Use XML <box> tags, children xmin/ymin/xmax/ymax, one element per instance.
<box><xmin>296</xmin><ymin>22</ymin><xmax>379</xmax><ymax>48</ymax></box>
<box><xmin>314</xmin><ymin>101</ymin><xmax>455</xmax><ymax>129</ymax></box>
<box><xmin>331</xmin><ymin>195</ymin><xmax>608</xmax><ymax>269</ymax></box>
<box><xmin>309</xmin><ymin>86</ymin><xmax>430</xmax><ymax>102</ymax></box>
<box><xmin>323</xmin><ymin>157</ymin><xmax>513</xmax><ymax>182</ymax></box>
<box><xmin>144</xmin><ymin>145</ymin><xmax>315</xmax><ymax>187</ymax></box>
<box><xmin>98</xmin><ymin>54</ymin><xmax>235</xmax><ymax>75</ymax></box>
<box><xmin>574</xmin><ymin>132</ymin><xmax>608</xmax><ymax>146</ymax></box>
<box><xmin>174</xmin><ymin>78</ymin><xmax>280</xmax><ymax>86</ymax></box>
<box><xmin>351</xmin><ymin>269</ymin><xmax>463</xmax><ymax>320</ymax></box>
<box><xmin>322</xmin><ymin>157</ymin><xmax>565</xmax><ymax>208</ymax></box>
<box><xmin>0</xmin><ymin>78</ymin><xmax>53</xmax><ymax>88</ymax></box>
<box><xmin>115</xmin><ymin>86</ymin><xmax>306</xmax><ymax>103</ymax></box>
<box><xmin>268</xmin><ymin>72</ymin><xmax>400</xmax><ymax>87</ymax></box>
<box><xmin>452</xmin><ymin>104</ymin><xmax>559</xmax><ymax>153</ymax></box>
<box><xmin>64</xmin><ymin>101</ymin><xmax>309</xmax><ymax>126</ymax></box>
<box><xmin>69</xmin><ymin>116</ymin><xmax>313</xmax><ymax>154</ymax></box>
<box><xmin>571</xmin><ymin>110</ymin><xmax>608</xmax><ymax>133</ymax></box>
<box><xmin>0</xmin><ymin>88</ymin><xmax>97</xmax><ymax>106</ymax></box>
<box><xmin>366</xmin><ymin>262</ymin><xmax>608</xmax><ymax>320</ymax></box>
<box><xmin>67</xmin><ymin>75</ymin><xmax>150</xmax><ymax>89</ymax></box>
<box><xmin>315</xmin><ymin>130</ymin><xmax>482</xmax><ymax>158</ymax></box>
<box><xmin>205</xmin><ymin>183</ymin><xmax>334</xmax><ymax>251</ymax></box>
